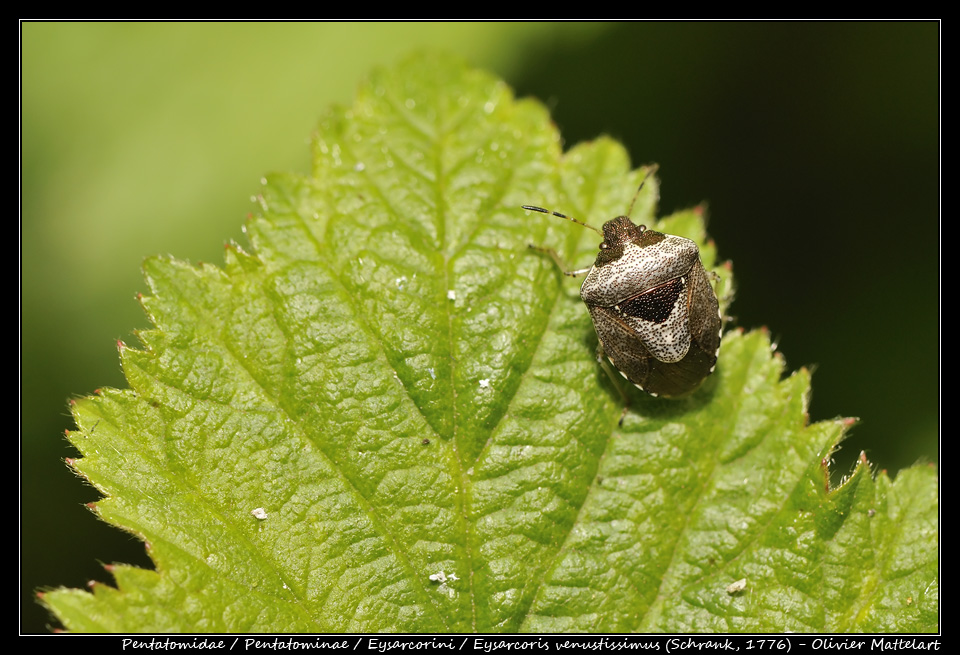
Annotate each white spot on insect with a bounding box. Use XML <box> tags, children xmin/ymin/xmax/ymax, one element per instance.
<box><xmin>726</xmin><ymin>578</ymin><xmax>747</xmax><ymax>594</ymax></box>
<box><xmin>354</xmin><ymin>162</ymin><xmax>365</xmax><ymax>172</ymax></box>
<box><xmin>478</xmin><ymin>378</ymin><xmax>491</xmax><ymax>389</ymax></box>
<box><xmin>251</xmin><ymin>507</ymin><xmax>268</xmax><ymax>520</ymax></box>
<box><xmin>447</xmin><ymin>289</ymin><xmax>456</xmax><ymax>300</ymax></box>
<box><xmin>611</xmin><ymin>359</ymin><xmax>630</xmax><ymax>382</ymax></box>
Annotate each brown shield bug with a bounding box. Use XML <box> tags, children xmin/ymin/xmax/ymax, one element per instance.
<box><xmin>524</xmin><ymin>171</ymin><xmax>722</xmax><ymax>407</ymax></box>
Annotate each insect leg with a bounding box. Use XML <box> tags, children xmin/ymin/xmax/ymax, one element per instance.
<box><xmin>527</xmin><ymin>245</ymin><xmax>592</xmax><ymax>277</ymax></box>
<box><xmin>595</xmin><ymin>343</ymin><xmax>630</xmax><ymax>427</ymax></box>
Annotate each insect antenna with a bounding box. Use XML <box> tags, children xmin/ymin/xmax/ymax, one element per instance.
<box><xmin>522</xmin><ymin>204</ymin><xmax>596</xmax><ymax>277</ymax></box>
<box><xmin>521</xmin><ymin>205</ymin><xmax>603</xmax><ymax>236</ymax></box>
<box><xmin>625</xmin><ymin>164</ymin><xmax>659</xmax><ymax>218</ymax></box>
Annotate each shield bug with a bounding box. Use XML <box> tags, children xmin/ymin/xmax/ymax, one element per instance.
<box><xmin>524</xmin><ymin>172</ymin><xmax>722</xmax><ymax>403</ymax></box>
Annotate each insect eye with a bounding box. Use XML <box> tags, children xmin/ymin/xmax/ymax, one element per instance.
<box><xmin>599</xmin><ymin>242</ymin><xmax>609</xmax><ymax>250</ymax></box>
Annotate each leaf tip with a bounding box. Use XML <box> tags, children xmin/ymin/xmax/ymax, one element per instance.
<box><xmin>820</xmin><ymin>456</ymin><xmax>832</xmax><ymax>493</ymax></box>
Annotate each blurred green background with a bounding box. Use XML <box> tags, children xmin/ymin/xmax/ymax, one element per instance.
<box><xmin>21</xmin><ymin>23</ymin><xmax>938</xmax><ymax>633</ymax></box>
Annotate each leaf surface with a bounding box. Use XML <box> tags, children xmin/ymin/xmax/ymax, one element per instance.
<box><xmin>44</xmin><ymin>54</ymin><xmax>938</xmax><ymax>634</ymax></box>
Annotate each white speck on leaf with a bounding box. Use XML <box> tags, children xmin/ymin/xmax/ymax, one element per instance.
<box><xmin>726</xmin><ymin>578</ymin><xmax>747</xmax><ymax>594</ymax></box>
<box><xmin>251</xmin><ymin>507</ymin><xmax>268</xmax><ymax>520</ymax></box>
<box><xmin>428</xmin><ymin>571</ymin><xmax>459</xmax><ymax>599</ymax></box>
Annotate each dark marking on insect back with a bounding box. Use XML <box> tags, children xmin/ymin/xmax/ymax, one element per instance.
<box><xmin>637</xmin><ymin>230</ymin><xmax>667</xmax><ymax>247</ymax></box>
<box><xmin>596</xmin><ymin>217</ymin><xmax>668</xmax><ymax>267</ymax></box>
<box><xmin>618</xmin><ymin>278</ymin><xmax>685</xmax><ymax>323</ymax></box>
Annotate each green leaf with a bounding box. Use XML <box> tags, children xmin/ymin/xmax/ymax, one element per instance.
<box><xmin>42</xmin><ymin>54</ymin><xmax>938</xmax><ymax>633</ymax></box>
